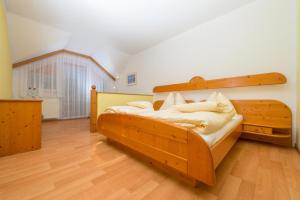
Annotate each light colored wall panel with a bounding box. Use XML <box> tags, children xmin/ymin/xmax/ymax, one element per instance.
<box><xmin>97</xmin><ymin>93</ymin><xmax>153</xmax><ymax>116</ymax></box>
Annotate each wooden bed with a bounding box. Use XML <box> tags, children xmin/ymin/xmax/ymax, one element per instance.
<box><xmin>95</xmin><ymin>73</ymin><xmax>292</xmax><ymax>186</ymax></box>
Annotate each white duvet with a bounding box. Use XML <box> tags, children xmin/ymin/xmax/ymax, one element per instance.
<box><xmin>196</xmin><ymin>115</ymin><xmax>243</xmax><ymax>146</ymax></box>
<box><xmin>104</xmin><ymin>106</ymin><xmax>236</xmax><ymax>134</ymax></box>
<box><xmin>138</xmin><ymin>110</ymin><xmax>235</xmax><ymax>134</ymax></box>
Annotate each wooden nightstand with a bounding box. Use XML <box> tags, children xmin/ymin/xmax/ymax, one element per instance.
<box><xmin>240</xmin><ymin>123</ymin><xmax>292</xmax><ymax>147</ymax></box>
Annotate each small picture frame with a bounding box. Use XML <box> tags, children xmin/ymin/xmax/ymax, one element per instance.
<box><xmin>127</xmin><ymin>73</ymin><xmax>137</xmax><ymax>86</ymax></box>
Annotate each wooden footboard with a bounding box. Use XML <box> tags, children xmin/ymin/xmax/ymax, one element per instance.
<box><xmin>97</xmin><ymin>113</ymin><xmax>241</xmax><ymax>186</ymax></box>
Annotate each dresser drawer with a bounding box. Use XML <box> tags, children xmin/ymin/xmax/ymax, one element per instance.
<box><xmin>243</xmin><ymin>125</ymin><xmax>272</xmax><ymax>135</ymax></box>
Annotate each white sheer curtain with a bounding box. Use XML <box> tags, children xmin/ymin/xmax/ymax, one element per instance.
<box><xmin>13</xmin><ymin>53</ymin><xmax>113</xmax><ymax>119</ymax></box>
<box><xmin>13</xmin><ymin>56</ymin><xmax>60</xmax><ymax>98</ymax></box>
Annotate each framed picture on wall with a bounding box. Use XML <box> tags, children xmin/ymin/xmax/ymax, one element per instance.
<box><xmin>127</xmin><ymin>73</ymin><xmax>137</xmax><ymax>86</ymax></box>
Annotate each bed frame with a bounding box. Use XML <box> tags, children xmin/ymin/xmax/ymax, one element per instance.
<box><xmin>95</xmin><ymin>73</ymin><xmax>292</xmax><ymax>186</ymax></box>
<box><xmin>98</xmin><ymin>112</ymin><xmax>241</xmax><ymax>186</ymax></box>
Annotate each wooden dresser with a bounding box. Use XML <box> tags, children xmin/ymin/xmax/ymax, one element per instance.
<box><xmin>0</xmin><ymin>99</ymin><xmax>42</xmax><ymax>157</ymax></box>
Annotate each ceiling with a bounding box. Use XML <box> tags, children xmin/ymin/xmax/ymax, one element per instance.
<box><xmin>5</xmin><ymin>0</ymin><xmax>254</xmax><ymax>55</ymax></box>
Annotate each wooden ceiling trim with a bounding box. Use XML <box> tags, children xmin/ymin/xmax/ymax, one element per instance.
<box><xmin>12</xmin><ymin>49</ymin><xmax>116</xmax><ymax>81</ymax></box>
<box><xmin>153</xmin><ymin>72</ymin><xmax>286</xmax><ymax>93</ymax></box>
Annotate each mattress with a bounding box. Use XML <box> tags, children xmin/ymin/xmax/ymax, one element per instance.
<box><xmin>194</xmin><ymin>115</ymin><xmax>243</xmax><ymax>147</ymax></box>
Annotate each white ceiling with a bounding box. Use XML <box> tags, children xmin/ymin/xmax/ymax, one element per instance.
<box><xmin>5</xmin><ymin>0</ymin><xmax>254</xmax><ymax>55</ymax></box>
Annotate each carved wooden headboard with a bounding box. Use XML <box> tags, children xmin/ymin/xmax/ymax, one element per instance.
<box><xmin>154</xmin><ymin>99</ymin><xmax>291</xmax><ymax>128</ymax></box>
<box><xmin>153</xmin><ymin>72</ymin><xmax>286</xmax><ymax>93</ymax></box>
<box><xmin>153</xmin><ymin>73</ymin><xmax>292</xmax><ymax>146</ymax></box>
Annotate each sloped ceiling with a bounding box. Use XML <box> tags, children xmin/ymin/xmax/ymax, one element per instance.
<box><xmin>5</xmin><ymin>0</ymin><xmax>255</xmax><ymax>74</ymax></box>
<box><xmin>6</xmin><ymin>0</ymin><xmax>255</xmax><ymax>54</ymax></box>
<box><xmin>7</xmin><ymin>13</ymin><xmax>71</xmax><ymax>63</ymax></box>
<box><xmin>6</xmin><ymin>13</ymin><xmax>129</xmax><ymax>74</ymax></box>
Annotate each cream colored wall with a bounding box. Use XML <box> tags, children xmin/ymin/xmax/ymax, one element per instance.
<box><xmin>0</xmin><ymin>1</ymin><xmax>12</xmax><ymax>98</ymax></box>
<box><xmin>297</xmin><ymin>0</ymin><xmax>300</xmax><ymax>150</ymax></box>
<box><xmin>97</xmin><ymin>93</ymin><xmax>153</xmax><ymax>116</ymax></box>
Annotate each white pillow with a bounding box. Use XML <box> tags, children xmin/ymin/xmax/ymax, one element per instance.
<box><xmin>173</xmin><ymin>101</ymin><xmax>223</xmax><ymax>113</ymax></box>
<box><xmin>160</xmin><ymin>92</ymin><xmax>175</xmax><ymax>110</ymax></box>
<box><xmin>127</xmin><ymin>101</ymin><xmax>153</xmax><ymax>109</ymax></box>
<box><xmin>207</xmin><ymin>92</ymin><xmax>218</xmax><ymax>102</ymax></box>
<box><xmin>216</xmin><ymin>93</ymin><xmax>237</xmax><ymax>113</ymax></box>
<box><xmin>175</xmin><ymin>93</ymin><xmax>186</xmax><ymax>105</ymax></box>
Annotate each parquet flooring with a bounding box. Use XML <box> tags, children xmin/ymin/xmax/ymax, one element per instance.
<box><xmin>0</xmin><ymin>119</ymin><xmax>299</xmax><ymax>200</ymax></box>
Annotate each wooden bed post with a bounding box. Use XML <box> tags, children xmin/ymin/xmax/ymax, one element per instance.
<box><xmin>90</xmin><ymin>85</ymin><xmax>97</xmax><ymax>133</ymax></box>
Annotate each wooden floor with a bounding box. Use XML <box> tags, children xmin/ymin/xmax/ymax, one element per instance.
<box><xmin>0</xmin><ymin>119</ymin><xmax>300</xmax><ymax>200</ymax></box>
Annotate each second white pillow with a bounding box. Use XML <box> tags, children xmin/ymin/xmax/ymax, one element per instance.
<box><xmin>207</xmin><ymin>92</ymin><xmax>218</xmax><ymax>102</ymax></box>
<box><xmin>215</xmin><ymin>93</ymin><xmax>237</xmax><ymax>113</ymax></box>
<box><xmin>175</xmin><ymin>93</ymin><xmax>186</xmax><ymax>105</ymax></box>
<box><xmin>160</xmin><ymin>92</ymin><xmax>175</xmax><ymax>110</ymax></box>
<box><xmin>173</xmin><ymin>101</ymin><xmax>223</xmax><ymax>113</ymax></box>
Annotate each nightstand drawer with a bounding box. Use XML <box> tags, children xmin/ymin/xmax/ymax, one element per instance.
<box><xmin>243</xmin><ymin>125</ymin><xmax>272</xmax><ymax>135</ymax></box>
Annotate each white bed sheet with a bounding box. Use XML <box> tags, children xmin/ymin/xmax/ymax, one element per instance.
<box><xmin>194</xmin><ymin>115</ymin><xmax>243</xmax><ymax>147</ymax></box>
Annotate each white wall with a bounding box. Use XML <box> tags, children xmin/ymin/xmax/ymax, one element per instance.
<box><xmin>117</xmin><ymin>0</ymin><xmax>298</xmax><ymax>144</ymax></box>
<box><xmin>92</xmin><ymin>47</ymin><xmax>129</xmax><ymax>76</ymax></box>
